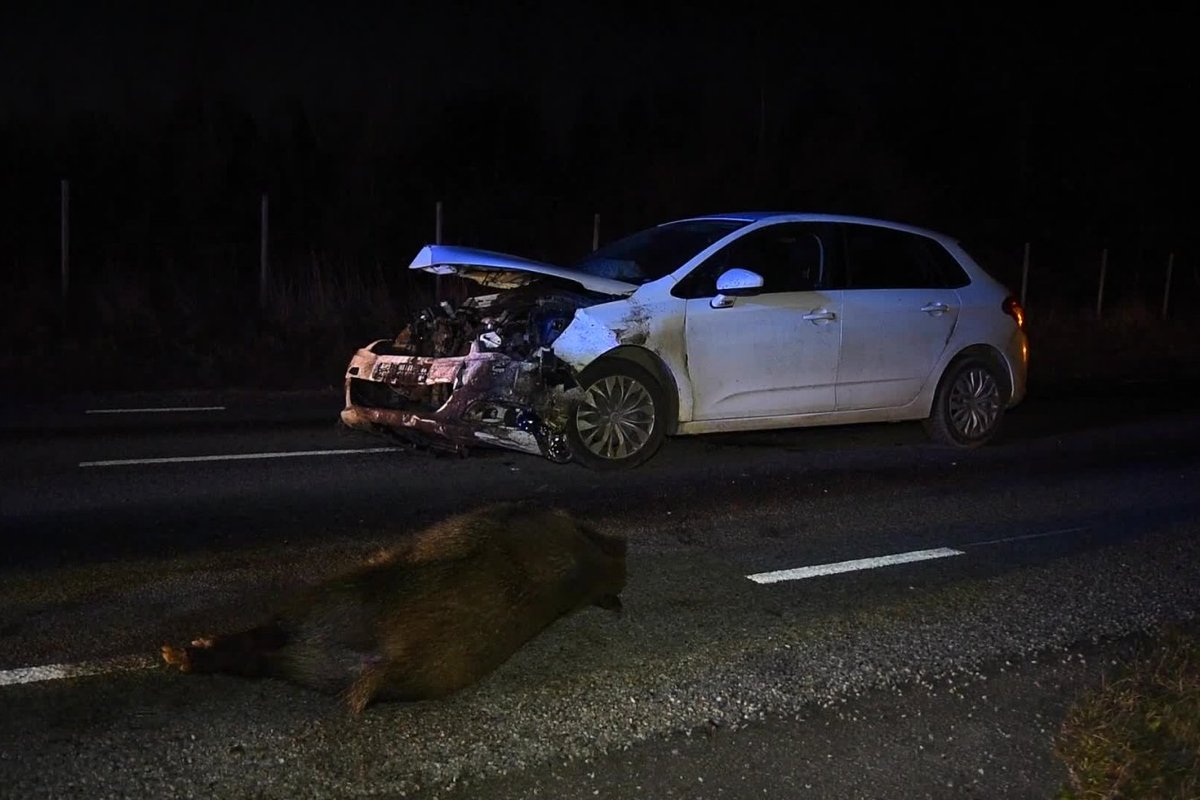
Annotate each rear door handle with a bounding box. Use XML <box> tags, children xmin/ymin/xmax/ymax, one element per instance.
<box><xmin>921</xmin><ymin>302</ymin><xmax>951</xmax><ymax>315</ymax></box>
<box><xmin>802</xmin><ymin>309</ymin><xmax>837</xmax><ymax>322</ymax></box>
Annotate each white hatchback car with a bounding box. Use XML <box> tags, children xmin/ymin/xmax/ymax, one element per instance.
<box><xmin>341</xmin><ymin>213</ymin><xmax>1028</xmax><ymax>468</ymax></box>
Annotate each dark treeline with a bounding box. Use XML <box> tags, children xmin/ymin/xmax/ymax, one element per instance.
<box><xmin>0</xmin><ymin>4</ymin><xmax>1195</xmax><ymax>390</ymax></box>
<box><xmin>4</xmin><ymin>76</ymin><xmax>1193</xmax><ymax>291</ymax></box>
<box><xmin>3</xmin><ymin>5</ymin><xmax>1195</xmax><ymax>286</ymax></box>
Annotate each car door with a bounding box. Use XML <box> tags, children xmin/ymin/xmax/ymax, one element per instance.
<box><xmin>675</xmin><ymin>222</ymin><xmax>843</xmax><ymax>421</ymax></box>
<box><xmin>835</xmin><ymin>224</ymin><xmax>968</xmax><ymax>411</ymax></box>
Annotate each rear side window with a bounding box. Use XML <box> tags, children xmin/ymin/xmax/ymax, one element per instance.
<box><xmin>672</xmin><ymin>222</ymin><xmax>834</xmax><ymax>298</ymax></box>
<box><xmin>840</xmin><ymin>224</ymin><xmax>969</xmax><ymax>289</ymax></box>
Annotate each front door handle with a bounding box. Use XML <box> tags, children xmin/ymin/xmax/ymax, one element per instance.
<box><xmin>921</xmin><ymin>302</ymin><xmax>951</xmax><ymax>315</ymax></box>
<box><xmin>802</xmin><ymin>308</ymin><xmax>837</xmax><ymax>322</ymax></box>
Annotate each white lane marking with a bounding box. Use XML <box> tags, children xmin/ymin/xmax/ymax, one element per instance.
<box><xmin>85</xmin><ymin>406</ymin><xmax>227</xmax><ymax>414</ymax></box>
<box><xmin>747</xmin><ymin>527</ymin><xmax>1092</xmax><ymax>586</ymax></box>
<box><xmin>961</xmin><ymin>527</ymin><xmax>1088</xmax><ymax>548</ymax></box>
<box><xmin>80</xmin><ymin>447</ymin><xmax>398</xmax><ymax>468</ymax></box>
<box><xmin>746</xmin><ymin>547</ymin><xmax>964</xmax><ymax>584</ymax></box>
<box><xmin>0</xmin><ymin>655</ymin><xmax>158</xmax><ymax>687</ymax></box>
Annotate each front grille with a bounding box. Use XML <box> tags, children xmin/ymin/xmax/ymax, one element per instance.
<box><xmin>349</xmin><ymin>378</ymin><xmax>411</xmax><ymax>410</ymax></box>
<box><xmin>371</xmin><ymin>359</ymin><xmax>432</xmax><ymax>385</ymax></box>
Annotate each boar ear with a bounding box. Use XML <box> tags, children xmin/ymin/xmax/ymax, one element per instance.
<box><xmin>592</xmin><ymin>594</ymin><xmax>623</xmax><ymax>614</ymax></box>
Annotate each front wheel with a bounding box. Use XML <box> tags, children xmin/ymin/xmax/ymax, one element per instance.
<box><xmin>924</xmin><ymin>357</ymin><xmax>1007</xmax><ymax>447</ymax></box>
<box><xmin>567</xmin><ymin>360</ymin><xmax>668</xmax><ymax>470</ymax></box>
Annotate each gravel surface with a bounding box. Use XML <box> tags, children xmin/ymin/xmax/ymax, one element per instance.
<box><xmin>437</xmin><ymin>647</ymin><xmax>1107</xmax><ymax>799</ymax></box>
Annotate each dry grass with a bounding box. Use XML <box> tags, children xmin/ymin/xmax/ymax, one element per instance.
<box><xmin>0</xmin><ymin>256</ymin><xmax>436</xmax><ymax>395</ymax></box>
<box><xmin>2</xmin><ymin>260</ymin><xmax>1197</xmax><ymax>397</ymax></box>
<box><xmin>1028</xmin><ymin>301</ymin><xmax>1200</xmax><ymax>390</ymax></box>
<box><xmin>1055</xmin><ymin>627</ymin><xmax>1200</xmax><ymax>799</ymax></box>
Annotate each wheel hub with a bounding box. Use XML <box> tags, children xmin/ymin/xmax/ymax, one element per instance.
<box><xmin>948</xmin><ymin>367</ymin><xmax>1000</xmax><ymax>439</ymax></box>
<box><xmin>575</xmin><ymin>375</ymin><xmax>656</xmax><ymax>459</ymax></box>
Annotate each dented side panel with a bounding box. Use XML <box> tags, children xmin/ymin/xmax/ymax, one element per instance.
<box><xmin>551</xmin><ymin>292</ymin><xmax>694</xmax><ymax>423</ymax></box>
<box><xmin>549</xmin><ymin>308</ymin><xmax>621</xmax><ymax>373</ymax></box>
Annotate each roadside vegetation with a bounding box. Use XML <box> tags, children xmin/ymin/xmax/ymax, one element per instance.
<box><xmin>1056</xmin><ymin>626</ymin><xmax>1200</xmax><ymax>799</ymax></box>
<box><xmin>1</xmin><ymin>259</ymin><xmax>422</xmax><ymax>396</ymax></box>
<box><xmin>1029</xmin><ymin>302</ymin><xmax>1200</xmax><ymax>389</ymax></box>
<box><xmin>4</xmin><ymin>81</ymin><xmax>1197</xmax><ymax>399</ymax></box>
<box><xmin>4</xmin><ymin>260</ymin><xmax>1197</xmax><ymax>399</ymax></box>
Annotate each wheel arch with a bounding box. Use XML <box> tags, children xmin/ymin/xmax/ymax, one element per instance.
<box><xmin>933</xmin><ymin>344</ymin><xmax>1014</xmax><ymax>408</ymax></box>
<box><xmin>585</xmin><ymin>346</ymin><xmax>682</xmax><ymax>435</ymax></box>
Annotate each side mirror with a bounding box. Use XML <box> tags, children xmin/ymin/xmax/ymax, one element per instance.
<box><xmin>711</xmin><ymin>268</ymin><xmax>763</xmax><ymax>308</ymax></box>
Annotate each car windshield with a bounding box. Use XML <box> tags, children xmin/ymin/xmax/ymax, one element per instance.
<box><xmin>572</xmin><ymin>219</ymin><xmax>748</xmax><ymax>284</ymax></box>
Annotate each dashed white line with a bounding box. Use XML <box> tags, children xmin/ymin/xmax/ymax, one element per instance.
<box><xmin>79</xmin><ymin>447</ymin><xmax>398</xmax><ymax>468</ymax></box>
<box><xmin>0</xmin><ymin>655</ymin><xmax>158</xmax><ymax>687</ymax></box>
<box><xmin>746</xmin><ymin>527</ymin><xmax>1091</xmax><ymax>585</ymax></box>
<box><xmin>746</xmin><ymin>547</ymin><xmax>965</xmax><ymax>584</ymax></box>
<box><xmin>84</xmin><ymin>406</ymin><xmax>227</xmax><ymax>414</ymax></box>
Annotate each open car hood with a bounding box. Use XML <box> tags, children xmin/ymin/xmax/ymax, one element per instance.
<box><xmin>409</xmin><ymin>245</ymin><xmax>638</xmax><ymax>296</ymax></box>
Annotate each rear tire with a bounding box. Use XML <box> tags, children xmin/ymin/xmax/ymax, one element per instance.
<box><xmin>924</xmin><ymin>356</ymin><xmax>1006</xmax><ymax>447</ymax></box>
<box><xmin>567</xmin><ymin>360</ymin><xmax>668</xmax><ymax>470</ymax></box>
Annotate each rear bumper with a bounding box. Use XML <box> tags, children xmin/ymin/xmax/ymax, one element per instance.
<box><xmin>1005</xmin><ymin>329</ymin><xmax>1030</xmax><ymax>406</ymax></box>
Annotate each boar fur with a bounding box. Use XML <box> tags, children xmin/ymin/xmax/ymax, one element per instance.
<box><xmin>161</xmin><ymin>502</ymin><xmax>625</xmax><ymax>713</ymax></box>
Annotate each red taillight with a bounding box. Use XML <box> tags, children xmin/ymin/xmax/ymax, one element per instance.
<box><xmin>1002</xmin><ymin>296</ymin><xmax>1025</xmax><ymax>329</ymax></box>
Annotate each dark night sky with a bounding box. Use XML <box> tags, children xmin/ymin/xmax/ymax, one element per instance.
<box><xmin>1</xmin><ymin>3</ymin><xmax>1196</xmax><ymax>285</ymax></box>
<box><xmin>4</xmin><ymin>3</ymin><xmax>1191</xmax><ymax>124</ymax></box>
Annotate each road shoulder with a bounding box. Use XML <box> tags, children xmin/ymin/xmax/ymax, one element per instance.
<box><xmin>428</xmin><ymin>639</ymin><xmax>1132</xmax><ymax>799</ymax></box>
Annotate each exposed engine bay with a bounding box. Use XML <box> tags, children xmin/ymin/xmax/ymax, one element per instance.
<box><xmin>340</xmin><ymin>287</ymin><xmax>599</xmax><ymax>461</ymax></box>
<box><xmin>387</xmin><ymin>288</ymin><xmax>586</xmax><ymax>360</ymax></box>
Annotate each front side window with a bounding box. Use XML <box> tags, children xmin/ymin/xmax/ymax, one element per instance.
<box><xmin>840</xmin><ymin>224</ymin><xmax>969</xmax><ymax>289</ymax></box>
<box><xmin>672</xmin><ymin>222</ymin><xmax>833</xmax><ymax>299</ymax></box>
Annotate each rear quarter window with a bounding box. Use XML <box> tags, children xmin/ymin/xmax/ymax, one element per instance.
<box><xmin>841</xmin><ymin>224</ymin><xmax>969</xmax><ymax>289</ymax></box>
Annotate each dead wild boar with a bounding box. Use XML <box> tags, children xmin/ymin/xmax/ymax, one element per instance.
<box><xmin>161</xmin><ymin>502</ymin><xmax>625</xmax><ymax>713</ymax></box>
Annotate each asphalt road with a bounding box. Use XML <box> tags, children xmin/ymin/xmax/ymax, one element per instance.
<box><xmin>1</xmin><ymin>382</ymin><xmax>1198</xmax><ymax>798</ymax></box>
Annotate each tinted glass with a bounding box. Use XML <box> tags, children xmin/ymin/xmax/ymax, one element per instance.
<box><xmin>842</xmin><ymin>224</ymin><xmax>969</xmax><ymax>289</ymax></box>
<box><xmin>673</xmin><ymin>222</ymin><xmax>832</xmax><ymax>298</ymax></box>
<box><xmin>572</xmin><ymin>219</ymin><xmax>747</xmax><ymax>284</ymax></box>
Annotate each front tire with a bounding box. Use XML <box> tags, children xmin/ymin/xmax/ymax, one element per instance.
<box><xmin>924</xmin><ymin>356</ymin><xmax>1007</xmax><ymax>447</ymax></box>
<box><xmin>567</xmin><ymin>360</ymin><xmax>667</xmax><ymax>470</ymax></box>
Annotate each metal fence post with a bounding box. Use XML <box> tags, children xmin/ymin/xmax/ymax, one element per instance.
<box><xmin>60</xmin><ymin>179</ymin><xmax>70</xmax><ymax>307</ymax></box>
<box><xmin>259</xmin><ymin>193</ymin><xmax>269</xmax><ymax>310</ymax></box>
<box><xmin>1162</xmin><ymin>252</ymin><xmax>1174</xmax><ymax>320</ymax></box>
<box><xmin>1020</xmin><ymin>241</ymin><xmax>1030</xmax><ymax>307</ymax></box>
<box><xmin>435</xmin><ymin>200</ymin><xmax>444</xmax><ymax>302</ymax></box>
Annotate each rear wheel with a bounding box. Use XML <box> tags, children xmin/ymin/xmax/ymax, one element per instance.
<box><xmin>924</xmin><ymin>356</ymin><xmax>1006</xmax><ymax>447</ymax></box>
<box><xmin>567</xmin><ymin>360</ymin><xmax>667</xmax><ymax>470</ymax></box>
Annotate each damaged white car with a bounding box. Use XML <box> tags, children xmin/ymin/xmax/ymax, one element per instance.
<box><xmin>340</xmin><ymin>213</ymin><xmax>1028</xmax><ymax>469</ymax></box>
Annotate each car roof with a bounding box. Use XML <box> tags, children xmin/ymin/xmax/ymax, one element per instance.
<box><xmin>667</xmin><ymin>212</ymin><xmax>958</xmax><ymax>244</ymax></box>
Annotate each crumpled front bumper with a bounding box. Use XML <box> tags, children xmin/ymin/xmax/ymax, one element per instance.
<box><xmin>339</xmin><ymin>344</ymin><xmax>559</xmax><ymax>458</ymax></box>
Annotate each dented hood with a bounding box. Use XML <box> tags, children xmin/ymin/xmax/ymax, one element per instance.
<box><xmin>409</xmin><ymin>245</ymin><xmax>638</xmax><ymax>296</ymax></box>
